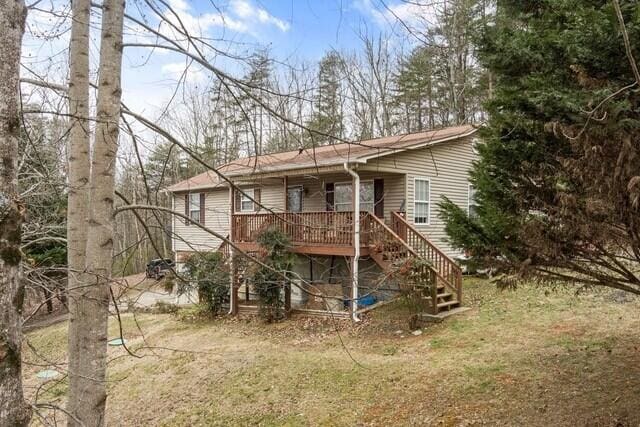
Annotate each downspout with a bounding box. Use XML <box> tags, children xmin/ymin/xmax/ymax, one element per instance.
<box><xmin>343</xmin><ymin>162</ymin><xmax>361</xmax><ymax>322</ymax></box>
<box><xmin>228</xmin><ymin>184</ymin><xmax>235</xmax><ymax>315</ymax></box>
<box><xmin>170</xmin><ymin>191</ymin><xmax>175</xmax><ymax>262</ymax></box>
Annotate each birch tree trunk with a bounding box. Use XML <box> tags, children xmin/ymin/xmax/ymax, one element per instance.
<box><xmin>0</xmin><ymin>1</ymin><xmax>31</xmax><ymax>426</ymax></box>
<box><xmin>66</xmin><ymin>0</ymin><xmax>125</xmax><ymax>425</ymax></box>
<box><xmin>65</xmin><ymin>0</ymin><xmax>91</xmax><ymax>423</ymax></box>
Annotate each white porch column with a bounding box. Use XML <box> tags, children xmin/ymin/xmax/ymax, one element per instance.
<box><xmin>344</xmin><ymin>163</ymin><xmax>360</xmax><ymax>322</ymax></box>
<box><xmin>228</xmin><ymin>184</ymin><xmax>236</xmax><ymax>315</ymax></box>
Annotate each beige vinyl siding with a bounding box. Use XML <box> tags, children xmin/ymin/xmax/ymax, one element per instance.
<box><xmin>287</xmin><ymin>172</ymin><xmax>404</xmax><ymax>221</ymax></box>
<box><xmin>367</xmin><ymin>136</ymin><xmax>477</xmax><ymax>257</ymax></box>
<box><xmin>171</xmin><ymin>136</ymin><xmax>474</xmax><ymax>258</ymax></box>
<box><xmin>173</xmin><ymin>181</ymin><xmax>285</xmax><ymax>254</ymax></box>
<box><xmin>256</xmin><ymin>182</ymin><xmax>285</xmax><ymax>211</ymax></box>
<box><xmin>173</xmin><ymin>188</ymin><xmax>230</xmax><ymax>253</ymax></box>
<box><xmin>172</xmin><ymin>173</ymin><xmax>406</xmax><ymax>256</ymax></box>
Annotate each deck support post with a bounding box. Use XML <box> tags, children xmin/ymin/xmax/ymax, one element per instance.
<box><xmin>344</xmin><ymin>163</ymin><xmax>361</xmax><ymax>322</ymax></box>
<box><xmin>283</xmin><ymin>175</ymin><xmax>288</xmax><ymax>210</ymax></box>
<box><xmin>284</xmin><ymin>279</ymin><xmax>291</xmax><ymax>318</ymax></box>
<box><xmin>228</xmin><ymin>185</ymin><xmax>238</xmax><ymax>315</ymax></box>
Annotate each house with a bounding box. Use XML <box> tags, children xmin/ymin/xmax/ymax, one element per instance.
<box><xmin>166</xmin><ymin>124</ymin><xmax>480</xmax><ymax>319</ymax></box>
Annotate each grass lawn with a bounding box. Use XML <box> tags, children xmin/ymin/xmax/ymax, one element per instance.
<box><xmin>24</xmin><ymin>278</ymin><xmax>640</xmax><ymax>426</ymax></box>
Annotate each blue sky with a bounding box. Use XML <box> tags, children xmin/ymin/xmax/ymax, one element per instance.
<box><xmin>166</xmin><ymin>0</ymin><xmax>399</xmax><ymax>59</ymax></box>
<box><xmin>22</xmin><ymin>0</ymin><xmax>422</xmax><ymax>117</ymax></box>
<box><xmin>115</xmin><ymin>0</ymin><xmax>416</xmax><ymax>114</ymax></box>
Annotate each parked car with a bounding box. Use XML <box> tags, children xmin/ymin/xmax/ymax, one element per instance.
<box><xmin>145</xmin><ymin>258</ymin><xmax>175</xmax><ymax>280</ymax></box>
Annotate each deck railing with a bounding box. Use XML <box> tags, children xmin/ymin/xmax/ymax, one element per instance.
<box><xmin>390</xmin><ymin>211</ymin><xmax>463</xmax><ymax>303</ymax></box>
<box><xmin>232</xmin><ymin>211</ymin><xmax>356</xmax><ymax>246</ymax></box>
<box><xmin>360</xmin><ymin>213</ymin><xmax>438</xmax><ymax>312</ymax></box>
<box><xmin>216</xmin><ymin>235</ymin><xmax>231</xmax><ymax>258</ymax></box>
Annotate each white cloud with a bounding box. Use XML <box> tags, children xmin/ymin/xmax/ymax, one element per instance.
<box><xmin>353</xmin><ymin>0</ymin><xmax>436</xmax><ymax>30</ymax></box>
<box><xmin>230</xmin><ymin>0</ymin><xmax>290</xmax><ymax>32</ymax></box>
<box><xmin>155</xmin><ymin>0</ymin><xmax>289</xmax><ymax>39</ymax></box>
<box><xmin>167</xmin><ymin>0</ymin><xmax>190</xmax><ymax>12</ymax></box>
<box><xmin>160</xmin><ymin>61</ymin><xmax>207</xmax><ymax>83</ymax></box>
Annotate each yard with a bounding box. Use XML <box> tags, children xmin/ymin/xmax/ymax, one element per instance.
<box><xmin>24</xmin><ymin>278</ymin><xmax>640</xmax><ymax>426</ymax></box>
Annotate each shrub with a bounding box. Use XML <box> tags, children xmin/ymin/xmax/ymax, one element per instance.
<box><xmin>250</xmin><ymin>227</ymin><xmax>294</xmax><ymax>322</ymax></box>
<box><xmin>394</xmin><ymin>257</ymin><xmax>436</xmax><ymax>314</ymax></box>
<box><xmin>181</xmin><ymin>252</ymin><xmax>229</xmax><ymax>315</ymax></box>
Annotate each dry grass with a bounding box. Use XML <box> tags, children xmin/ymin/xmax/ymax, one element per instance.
<box><xmin>24</xmin><ymin>278</ymin><xmax>640</xmax><ymax>426</ymax></box>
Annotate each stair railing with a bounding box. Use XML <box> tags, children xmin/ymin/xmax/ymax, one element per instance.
<box><xmin>216</xmin><ymin>235</ymin><xmax>231</xmax><ymax>258</ymax></box>
<box><xmin>362</xmin><ymin>213</ymin><xmax>441</xmax><ymax>312</ymax></box>
<box><xmin>390</xmin><ymin>211</ymin><xmax>462</xmax><ymax>305</ymax></box>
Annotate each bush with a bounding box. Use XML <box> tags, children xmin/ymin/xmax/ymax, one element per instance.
<box><xmin>250</xmin><ymin>227</ymin><xmax>294</xmax><ymax>322</ymax></box>
<box><xmin>181</xmin><ymin>252</ymin><xmax>229</xmax><ymax>315</ymax></box>
<box><xmin>394</xmin><ymin>257</ymin><xmax>436</xmax><ymax>314</ymax></box>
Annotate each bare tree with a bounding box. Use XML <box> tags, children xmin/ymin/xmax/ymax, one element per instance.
<box><xmin>66</xmin><ymin>0</ymin><xmax>126</xmax><ymax>424</ymax></box>
<box><xmin>65</xmin><ymin>0</ymin><xmax>91</xmax><ymax>423</ymax></box>
<box><xmin>0</xmin><ymin>0</ymin><xmax>31</xmax><ymax>425</ymax></box>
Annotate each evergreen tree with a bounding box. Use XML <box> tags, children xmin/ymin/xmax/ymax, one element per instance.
<box><xmin>394</xmin><ymin>47</ymin><xmax>437</xmax><ymax>132</ymax></box>
<box><xmin>240</xmin><ymin>49</ymin><xmax>273</xmax><ymax>156</ymax></box>
<box><xmin>306</xmin><ymin>51</ymin><xmax>344</xmax><ymax>144</ymax></box>
<box><xmin>441</xmin><ymin>0</ymin><xmax>640</xmax><ymax>292</ymax></box>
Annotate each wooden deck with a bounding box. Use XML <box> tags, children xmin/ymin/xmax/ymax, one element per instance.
<box><xmin>232</xmin><ymin>211</ymin><xmax>367</xmax><ymax>255</ymax></box>
<box><xmin>228</xmin><ymin>210</ymin><xmax>463</xmax><ymax>315</ymax></box>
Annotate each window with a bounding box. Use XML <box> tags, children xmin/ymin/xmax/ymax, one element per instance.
<box><xmin>414</xmin><ymin>178</ymin><xmax>430</xmax><ymax>224</ymax></box>
<box><xmin>360</xmin><ymin>181</ymin><xmax>374</xmax><ymax>213</ymax></box>
<box><xmin>240</xmin><ymin>188</ymin><xmax>254</xmax><ymax>212</ymax></box>
<box><xmin>334</xmin><ymin>181</ymin><xmax>374</xmax><ymax>212</ymax></box>
<box><xmin>287</xmin><ymin>186</ymin><xmax>303</xmax><ymax>212</ymax></box>
<box><xmin>189</xmin><ymin>193</ymin><xmax>201</xmax><ymax>223</ymax></box>
<box><xmin>468</xmin><ymin>184</ymin><xmax>479</xmax><ymax>217</ymax></box>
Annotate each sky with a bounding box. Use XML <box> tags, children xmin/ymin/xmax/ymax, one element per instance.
<box><xmin>116</xmin><ymin>0</ymin><xmax>419</xmax><ymax>113</ymax></box>
<box><xmin>22</xmin><ymin>0</ymin><xmax>426</xmax><ymax>130</ymax></box>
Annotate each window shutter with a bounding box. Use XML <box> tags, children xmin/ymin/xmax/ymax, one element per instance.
<box><xmin>234</xmin><ymin>189</ymin><xmax>241</xmax><ymax>213</ymax></box>
<box><xmin>199</xmin><ymin>193</ymin><xmax>205</xmax><ymax>225</ymax></box>
<box><xmin>254</xmin><ymin>188</ymin><xmax>261</xmax><ymax>212</ymax></box>
<box><xmin>184</xmin><ymin>193</ymin><xmax>190</xmax><ymax>226</ymax></box>
<box><xmin>325</xmin><ymin>182</ymin><xmax>334</xmax><ymax>211</ymax></box>
<box><xmin>374</xmin><ymin>179</ymin><xmax>384</xmax><ymax>218</ymax></box>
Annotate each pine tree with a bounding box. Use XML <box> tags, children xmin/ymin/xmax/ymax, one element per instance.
<box><xmin>441</xmin><ymin>0</ymin><xmax>640</xmax><ymax>292</ymax></box>
<box><xmin>239</xmin><ymin>50</ymin><xmax>273</xmax><ymax>156</ymax></box>
<box><xmin>307</xmin><ymin>51</ymin><xmax>344</xmax><ymax>144</ymax></box>
<box><xmin>394</xmin><ymin>47</ymin><xmax>437</xmax><ymax>133</ymax></box>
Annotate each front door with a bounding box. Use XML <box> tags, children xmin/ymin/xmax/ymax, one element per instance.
<box><xmin>287</xmin><ymin>185</ymin><xmax>303</xmax><ymax>212</ymax></box>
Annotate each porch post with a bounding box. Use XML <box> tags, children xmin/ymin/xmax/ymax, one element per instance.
<box><xmin>228</xmin><ymin>184</ymin><xmax>238</xmax><ymax>315</ymax></box>
<box><xmin>283</xmin><ymin>175</ymin><xmax>288</xmax><ymax>211</ymax></box>
<box><xmin>343</xmin><ymin>163</ymin><xmax>360</xmax><ymax>321</ymax></box>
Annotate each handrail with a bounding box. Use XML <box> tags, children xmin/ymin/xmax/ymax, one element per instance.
<box><xmin>361</xmin><ymin>212</ymin><xmax>440</xmax><ymax>313</ymax></box>
<box><xmin>390</xmin><ymin>211</ymin><xmax>462</xmax><ymax>304</ymax></box>
<box><xmin>232</xmin><ymin>211</ymin><xmax>356</xmax><ymax>246</ymax></box>
<box><xmin>216</xmin><ymin>235</ymin><xmax>231</xmax><ymax>258</ymax></box>
<box><xmin>361</xmin><ymin>212</ymin><xmax>419</xmax><ymax>259</ymax></box>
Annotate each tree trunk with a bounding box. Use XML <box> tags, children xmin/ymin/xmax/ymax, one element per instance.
<box><xmin>67</xmin><ymin>0</ymin><xmax>125</xmax><ymax>425</ymax></box>
<box><xmin>0</xmin><ymin>1</ymin><xmax>31</xmax><ymax>426</ymax></box>
<box><xmin>65</xmin><ymin>0</ymin><xmax>91</xmax><ymax>423</ymax></box>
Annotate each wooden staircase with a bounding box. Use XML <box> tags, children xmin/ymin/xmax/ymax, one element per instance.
<box><xmin>361</xmin><ymin>212</ymin><xmax>462</xmax><ymax>315</ymax></box>
<box><xmin>220</xmin><ymin>215</ymin><xmax>462</xmax><ymax>316</ymax></box>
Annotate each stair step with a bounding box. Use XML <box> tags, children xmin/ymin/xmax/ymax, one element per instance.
<box><xmin>412</xmin><ymin>285</ymin><xmax>445</xmax><ymax>292</ymax></box>
<box><xmin>437</xmin><ymin>300</ymin><xmax>460</xmax><ymax>309</ymax></box>
<box><xmin>421</xmin><ymin>293</ymin><xmax>454</xmax><ymax>301</ymax></box>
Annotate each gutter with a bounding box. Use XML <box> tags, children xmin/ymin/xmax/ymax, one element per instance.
<box><xmin>343</xmin><ymin>162</ymin><xmax>361</xmax><ymax>322</ymax></box>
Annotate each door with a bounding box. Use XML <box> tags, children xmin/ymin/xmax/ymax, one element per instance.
<box><xmin>287</xmin><ymin>185</ymin><xmax>303</xmax><ymax>212</ymax></box>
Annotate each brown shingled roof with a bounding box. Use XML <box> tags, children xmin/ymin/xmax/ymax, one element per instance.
<box><xmin>167</xmin><ymin>124</ymin><xmax>477</xmax><ymax>192</ymax></box>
